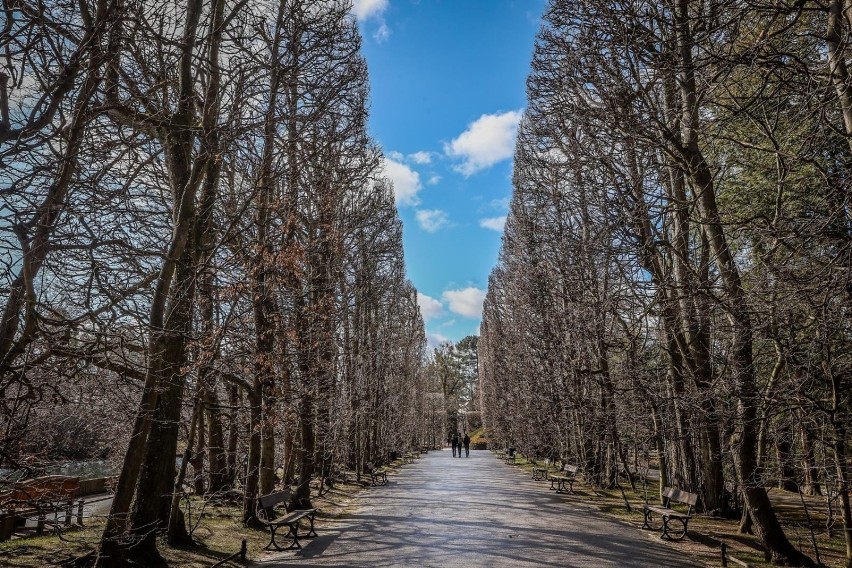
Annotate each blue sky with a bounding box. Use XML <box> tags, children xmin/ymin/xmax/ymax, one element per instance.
<box><xmin>353</xmin><ymin>0</ymin><xmax>547</xmax><ymax>347</ymax></box>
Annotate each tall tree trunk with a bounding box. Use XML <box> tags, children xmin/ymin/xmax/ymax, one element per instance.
<box><xmin>298</xmin><ymin>376</ymin><xmax>316</xmax><ymax>506</ymax></box>
<box><xmin>800</xmin><ymin>420</ymin><xmax>821</xmax><ymax>497</ymax></box>
<box><xmin>167</xmin><ymin>398</ymin><xmax>202</xmax><ymax>545</ymax></box>
<box><xmin>673</xmin><ymin>2</ymin><xmax>812</xmax><ymax>562</ymax></box>
<box><xmin>128</xmin><ymin>244</ymin><xmax>197</xmax><ymax>564</ymax></box>
<box><xmin>226</xmin><ymin>385</ymin><xmax>240</xmax><ymax>485</ymax></box>
<box><xmin>666</xmin><ymin>344</ymin><xmax>698</xmax><ymax>492</ymax></box>
<box><xmin>775</xmin><ymin>424</ymin><xmax>798</xmax><ymax>493</ymax></box>
<box><xmin>242</xmin><ymin>388</ymin><xmax>263</xmax><ymax>526</ymax></box>
<box><xmin>650</xmin><ymin>404</ymin><xmax>669</xmax><ymax>504</ymax></box>
<box><xmin>206</xmin><ymin>387</ymin><xmax>229</xmax><ymax>493</ymax></box>
<box><xmin>96</xmin><ymin>0</ymin><xmax>211</xmax><ymax>563</ymax></box>
<box><xmin>260</xmin><ymin>415</ymin><xmax>276</xmax><ymax>495</ymax></box>
<box><xmin>192</xmin><ymin>400</ymin><xmax>207</xmax><ymax>496</ymax></box>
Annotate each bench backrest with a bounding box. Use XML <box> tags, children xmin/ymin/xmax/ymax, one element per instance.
<box><xmin>0</xmin><ymin>476</ymin><xmax>79</xmax><ymax>509</ymax></box>
<box><xmin>662</xmin><ymin>486</ymin><xmax>698</xmax><ymax>514</ymax></box>
<box><xmin>258</xmin><ymin>488</ymin><xmax>291</xmax><ymax>511</ymax></box>
<box><xmin>564</xmin><ymin>464</ymin><xmax>579</xmax><ymax>475</ymax></box>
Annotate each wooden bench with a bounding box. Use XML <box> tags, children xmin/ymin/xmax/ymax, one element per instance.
<box><xmin>365</xmin><ymin>462</ymin><xmax>388</xmax><ymax>486</ymax></box>
<box><xmin>504</xmin><ymin>449</ymin><xmax>517</xmax><ymax>465</ymax></box>
<box><xmin>256</xmin><ymin>488</ymin><xmax>317</xmax><ymax>551</ymax></box>
<box><xmin>330</xmin><ymin>464</ymin><xmax>348</xmax><ymax>483</ymax></box>
<box><xmin>531</xmin><ymin>458</ymin><xmax>553</xmax><ymax>481</ymax></box>
<box><xmin>642</xmin><ymin>486</ymin><xmax>698</xmax><ymax>540</ymax></box>
<box><xmin>495</xmin><ymin>449</ymin><xmax>506</xmax><ymax>460</ymax></box>
<box><xmin>401</xmin><ymin>452</ymin><xmax>416</xmax><ymax>464</ymax></box>
<box><xmin>0</xmin><ymin>475</ymin><xmax>81</xmax><ymax>541</ymax></box>
<box><xmin>548</xmin><ymin>464</ymin><xmax>579</xmax><ymax>494</ymax></box>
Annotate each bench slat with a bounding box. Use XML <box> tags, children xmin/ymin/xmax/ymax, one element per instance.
<box><xmin>662</xmin><ymin>486</ymin><xmax>698</xmax><ymax>506</ymax></box>
<box><xmin>274</xmin><ymin>509</ymin><xmax>315</xmax><ymax>525</ymax></box>
<box><xmin>644</xmin><ymin>505</ymin><xmax>691</xmax><ymax>519</ymax></box>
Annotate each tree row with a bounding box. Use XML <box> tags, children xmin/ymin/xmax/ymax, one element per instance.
<box><xmin>479</xmin><ymin>1</ymin><xmax>852</xmax><ymax>566</ymax></box>
<box><xmin>0</xmin><ymin>1</ymin><xmax>427</xmax><ymax>566</ymax></box>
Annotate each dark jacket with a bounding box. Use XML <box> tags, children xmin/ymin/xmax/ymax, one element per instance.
<box><xmin>463</xmin><ymin>435</ymin><xmax>470</xmax><ymax>448</ymax></box>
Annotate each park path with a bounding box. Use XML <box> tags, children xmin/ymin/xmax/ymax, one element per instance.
<box><xmin>268</xmin><ymin>449</ymin><xmax>703</xmax><ymax>567</ymax></box>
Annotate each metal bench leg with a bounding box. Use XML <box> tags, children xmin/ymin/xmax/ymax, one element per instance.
<box><xmin>661</xmin><ymin>515</ymin><xmax>671</xmax><ymax>539</ymax></box>
<box><xmin>665</xmin><ymin>517</ymin><xmax>688</xmax><ymax>541</ymax></box>
<box><xmin>304</xmin><ymin>514</ymin><xmax>318</xmax><ymax>538</ymax></box>
<box><xmin>285</xmin><ymin>520</ymin><xmax>302</xmax><ymax>550</ymax></box>
<box><xmin>264</xmin><ymin>525</ymin><xmax>282</xmax><ymax>551</ymax></box>
<box><xmin>642</xmin><ymin>508</ymin><xmax>664</xmax><ymax>531</ymax></box>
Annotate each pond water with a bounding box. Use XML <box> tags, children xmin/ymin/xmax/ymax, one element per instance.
<box><xmin>0</xmin><ymin>459</ymin><xmax>118</xmax><ymax>481</ymax></box>
<box><xmin>46</xmin><ymin>459</ymin><xmax>117</xmax><ymax>478</ymax></box>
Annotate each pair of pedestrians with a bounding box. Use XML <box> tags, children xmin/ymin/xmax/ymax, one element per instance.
<box><xmin>449</xmin><ymin>433</ymin><xmax>470</xmax><ymax>457</ymax></box>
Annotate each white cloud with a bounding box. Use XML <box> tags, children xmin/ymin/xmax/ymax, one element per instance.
<box><xmin>416</xmin><ymin>209</ymin><xmax>449</xmax><ymax>233</ymax></box>
<box><xmin>417</xmin><ymin>292</ymin><xmax>444</xmax><ymax>321</ymax></box>
<box><xmin>427</xmin><ymin>175</ymin><xmax>442</xmax><ymax>185</ymax></box>
<box><xmin>445</xmin><ymin>110</ymin><xmax>523</xmax><ymax>176</ymax></box>
<box><xmin>442</xmin><ymin>287</ymin><xmax>486</xmax><ymax>318</ymax></box>
<box><xmin>373</xmin><ymin>22</ymin><xmax>390</xmax><ymax>42</ymax></box>
<box><xmin>479</xmin><ymin>216</ymin><xmax>507</xmax><ymax>232</ymax></box>
<box><xmin>383</xmin><ymin>157</ymin><xmax>421</xmax><ymax>206</ymax></box>
<box><xmin>490</xmin><ymin>196</ymin><xmax>511</xmax><ymax>211</ymax></box>
<box><xmin>352</xmin><ymin>0</ymin><xmax>388</xmax><ymax>20</ymax></box>
<box><xmin>352</xmin><ymin>0</ymin><xmax>390</xmax><ymax>43</ymax></box>
<box><xmin>426</xmin><ymin>331</ymin><xmax>450</xmax><ymax>350</ymax></box>
<box><xmin>387</xmin><ymin>150</ymin><xmax>404</xmax><ymax>161</ymax></box>
<box><xmin>408</xmin><ymin>151</ymin><xmax>432</xmax><ymax>164</ymax></box>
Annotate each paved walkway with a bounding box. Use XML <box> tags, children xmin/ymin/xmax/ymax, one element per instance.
<box><xmin>270</xmin><ymin>449</ymin><xmax>702</xmax><ymax>567</ymax></box>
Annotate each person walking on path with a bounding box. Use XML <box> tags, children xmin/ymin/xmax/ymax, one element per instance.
<box><xmin>451</xmin><ymin>433</ymin><xmax>459</xmax><ymax>457</ymax></box>
<box><xmin>457</xmin><ymin>433</ymin><xmax>462</xmax><ymax>458</ymax></box>
<box><xmin>463</xmin><ymin>433</ymin><xmax>470</xmax><ymax>457</ymax></box>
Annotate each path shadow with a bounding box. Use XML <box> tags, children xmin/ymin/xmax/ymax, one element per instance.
<box><xmin>271</xmin><ymin>451</ymin><xmax>701</xmax><ymax>567</ymax></box>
